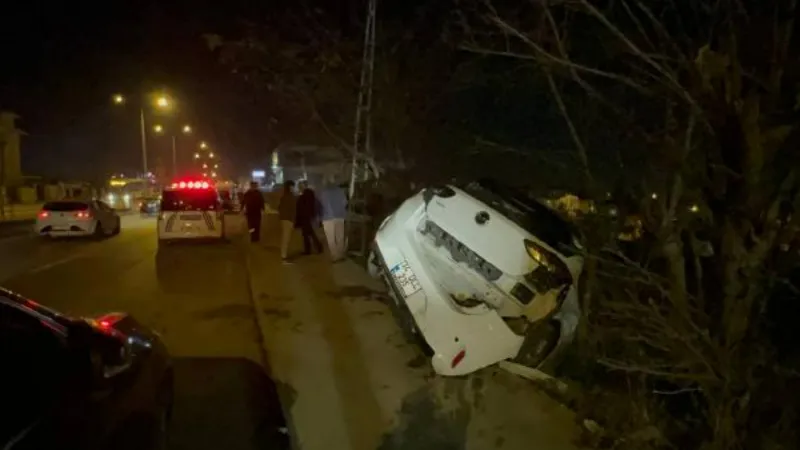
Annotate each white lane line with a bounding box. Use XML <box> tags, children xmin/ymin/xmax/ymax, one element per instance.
<box><xmin>28</xmin><ymin>254</ymin><xmax>85</xmax><ymax>274</ymax></box>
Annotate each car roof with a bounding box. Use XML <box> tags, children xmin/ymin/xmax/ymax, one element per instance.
<box><xmin>0</xmin><ymin>287</ymin><xmax>71</xmax><ymax>333</ymax></box>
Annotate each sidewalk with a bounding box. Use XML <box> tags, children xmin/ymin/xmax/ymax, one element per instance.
<box><xmin>243</xmin><ymin>216</ymin><xmax>581</xmax><ymax>450</ymax></box>
<box><xmin>0</xmin><ymin>203</ymin><xmax>42</xmax><ymax>222</ymax></box>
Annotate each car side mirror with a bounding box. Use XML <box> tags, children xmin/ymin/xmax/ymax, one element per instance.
<box><xmin>68</xmin><ymin>320</ymin><xmax>132</xmax><ymax>385</ymax></box>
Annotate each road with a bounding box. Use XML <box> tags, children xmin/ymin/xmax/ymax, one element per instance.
<box><xmin>0</xmin><ymin>214</ymin><xmax>582</xmax><ymax>450</ymax></box>
<box><xmin>0</xmin><ymin>215</ymin><xmax>276</xmax><ymax>450</ymax></box>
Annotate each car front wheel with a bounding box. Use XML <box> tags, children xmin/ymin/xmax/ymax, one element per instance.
<box><xmin>513</xmin><ymin>320</ymin><xmax>561</xmax><ymax>369</ymax></box>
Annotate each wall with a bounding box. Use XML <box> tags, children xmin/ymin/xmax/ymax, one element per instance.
<box><xmin>0</xmin><ymin>112</ymin><xmax>23</xmax><ymax>186</ymax></box>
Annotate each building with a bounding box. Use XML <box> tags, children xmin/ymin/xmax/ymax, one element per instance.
<box><xmin>274</xmin><ymin>143</ymin><xmax>348</xmax><ymax>186</ymax></box>
<box><xmin>0</xmin><ymin>111</ymin><xmax>24</xmax><ymax>187</ymax></box>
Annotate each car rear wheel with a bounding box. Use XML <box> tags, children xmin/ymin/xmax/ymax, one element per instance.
<box><xmin>93</xmin><ymin>221</ymin><xmax>105</xmax><ymax>239</ymax></box>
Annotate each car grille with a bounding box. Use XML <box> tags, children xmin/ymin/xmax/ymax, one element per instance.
<box><xmin>422</xmin><ymin>220</ymin><xmax>502</xmax><ymax>281</ymax></box>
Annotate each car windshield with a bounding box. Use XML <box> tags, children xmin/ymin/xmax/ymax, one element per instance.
<box><xmin>161</xmin><ymin>190</ymin><xmax>219</xmax><ymax>211</ymax></box>
<box><xmin>43</xmin><ymin>202</ymin><xmax>89</xmax><ymax>212</ymax></box>
<box><xmin>461</xmin><ymin>179</ymin><xmax>578</xmax><ymax>254</ymax></box>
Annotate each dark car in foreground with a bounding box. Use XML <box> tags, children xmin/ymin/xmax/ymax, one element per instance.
<box><xmin>1</xmin><ymin>287</ymin><xmax>173</xmax><ymax>450</ymax></box>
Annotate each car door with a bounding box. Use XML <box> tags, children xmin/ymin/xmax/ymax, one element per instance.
<box><xmin>0</xmin><ymin>299</ymin><xmax>72</xmax><ymax>449</ymax></box>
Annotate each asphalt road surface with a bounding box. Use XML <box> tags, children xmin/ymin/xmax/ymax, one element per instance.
<box><xmin>0</xmin><ymin>214</ymin><xmax>581</xmax><ymax>450</ymax></box>
<box><xmin>0</xmin><ymin>215</ymin><xmax>285</xmax><ymax>450</ymax></box>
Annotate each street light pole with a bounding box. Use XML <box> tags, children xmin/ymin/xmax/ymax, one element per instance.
<box><xmin>139</xmin><ymin>108</ymin><xmax>148</xmax><ymax>175</ymax></box>
<box><xmin>172</xmin><ymin>135</ymin><xmax>177</xmax><ymax>177</ymax></box>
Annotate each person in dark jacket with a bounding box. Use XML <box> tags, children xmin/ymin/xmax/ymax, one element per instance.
<box><xmin>241</xmin><ymin>181</ymin><xmax>265</xmax><ymax>242</ymax></box>
<box><xmin>278</xmin><ymin>180</ymin><xmax>297</xmax><ymax>262</ymax></box>
<box><xmin>295</xmin><ymin>181</ymin><xmax>323</xmax><ymax>255</ymax></box>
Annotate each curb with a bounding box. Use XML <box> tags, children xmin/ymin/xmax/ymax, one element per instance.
<box><xmin>240</xmin><ymin>240</ymin><xmax>301</xmax><ymax>449</ymax></box>
<box><xmin>498</xmin><ymin>361</ymin><xmax>604</xmax><ymax>437</ymax></box>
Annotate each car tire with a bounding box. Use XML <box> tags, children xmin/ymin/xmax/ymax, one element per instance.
<box><xmin>93</xmin><ymin>221</ymin><xmax>105</xmax><ymax>239</ymax></box>
<box><xmin>112</xmin><ymin>218</ymin><xmax>121</xmax><ymax>235</ymax></box>
<box><xmin>513</xmin><ymin>320</ymin><xmax>561</xmax><ymax>369</ymax></box>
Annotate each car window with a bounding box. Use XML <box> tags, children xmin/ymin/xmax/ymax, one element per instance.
<box><xmin>161</xmin><ymin>190</ymin><xmax>220</xmax><ymax>211</ymax></box>
<box><xmin>43</xmin><ymin>201</ymin><xmax>89</xmax><ymax>212</ymax></box>
<box><xmin>0</xmin><ymin>299</ymin><xmax>67</xmax><ymax>445</ymax></box>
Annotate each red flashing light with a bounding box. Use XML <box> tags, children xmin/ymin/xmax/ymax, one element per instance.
<box><xmin>171</xmin><ymin>179</ymin><xmax>212</xmax><ymax>190</ymax></box>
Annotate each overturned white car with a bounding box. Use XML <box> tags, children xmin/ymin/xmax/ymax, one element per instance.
<box><xmin>369</xmin><ymin>179</ymin><xmax>583</xmax><ymax>376</ymax></box>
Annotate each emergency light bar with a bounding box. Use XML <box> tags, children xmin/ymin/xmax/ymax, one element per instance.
<box><xmin>171</xmin><ymin>180</ymin><xmax>211</xmax><ymax>189</ymax></box>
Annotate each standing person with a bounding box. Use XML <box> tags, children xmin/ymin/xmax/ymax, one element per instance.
<box><xmin>295</xmin><ymin>181</ymin><xmax>324</xmax><ymax>255</ymax></box>
<box><xmin>241</xmin><ymin>181</ymin><xmax>265</xmax><ymax>242</ymax></box>
<box><xmin>318</xmin><ymin>176</ymin><xmax>349</xmax><ymax>262</ymax></box>
<box><xmin>278</xmin><ymin>180</ymin><xmax>297</xmax><ymax>263</ymax></box>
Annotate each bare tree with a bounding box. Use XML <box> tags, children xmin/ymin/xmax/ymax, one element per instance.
<box><xmin>456</xmin><ymin>1</ymin><xmax>800</xmax><ymax>448</ymax></box>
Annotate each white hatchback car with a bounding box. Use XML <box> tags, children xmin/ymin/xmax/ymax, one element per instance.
<box><xmin>370</xmin><ymin>179</ymin><xmax>584</xmax><ymax>376</ymax></box>
<box><xmin>35</xmin><ymin>200</ymin><xmax>121</xmax><ymax>238</ymax></box>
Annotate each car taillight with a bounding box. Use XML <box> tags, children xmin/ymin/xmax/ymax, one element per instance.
<box><xmin>38</xmin><ymin>211</ymin><xmax>49</xmax><ymax>219</ymax></box>
<box><xmin>451</xmin><ymin>349</ymin><xmax>466</xmax><ymax>368</ymax></box>
<box><xmin>75</xmin><ymin>211</ymin><xmax>91</xmax><ymax>219</ymax></box>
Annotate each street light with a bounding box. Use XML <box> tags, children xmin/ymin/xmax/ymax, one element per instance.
<box><xmin>200</xmin><ymin>141</ymin><xmax>208</xmax><ymax>149</ymax></box>
<box><xmin>209</xmin><ymin>152</ymin><xmax>215</xmax><ymax>158</ymax></box>
<box><xmin>112</xmin><ymin>91</ymin><xmax>178</xmax><ymax>176</ymax></box>
<box><xmin>211</xmin><ymin>172</ymin><xmax>217</xmax><ymax>178</ymax></box>
<box><xmin>213</xmin><ymin>164</ymin><xmax>218</xmax><ymax>169</ymax></box>
<box><xmin>202</xmin><ymin>163</ymin><xmax>208</xmax><ymax>169</ymax></box>
<box><xmin>153</xmin><ymin>124</ymin><xmax>192</xmax><ymax>177</ymax></box>
<box><xmin>194</xmin><ymin>153</ymin><xmax>200</xmax><ymax>159</ymax></box>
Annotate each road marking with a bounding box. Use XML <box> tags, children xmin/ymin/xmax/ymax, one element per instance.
<box><xmin>28</xmin><ymin>254</ymin><xmax>85</xmax><ymax>274</ymax></box>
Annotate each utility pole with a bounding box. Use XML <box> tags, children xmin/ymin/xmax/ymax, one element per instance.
<box><xmin>346</xmin><ymin>0</ymin><xmax>378</xmax><ymax>257</ymax></box>
<box><xmin>348</xmin><ymin>0</ymin><xmax>378</xmax><ymax>202</ymax></box>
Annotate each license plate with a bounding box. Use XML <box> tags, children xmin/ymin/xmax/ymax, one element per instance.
<box><xmin>390</xmin><ymin>260</ymin><xmax>422</xmax><ymax>297</ymax></box>
<box><xmin>181</xmin><ymin>215</ymin><xmax>201</xmax><ymax>220</ymax></box>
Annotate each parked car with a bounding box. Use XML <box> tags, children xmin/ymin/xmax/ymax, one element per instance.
<box><xmin>369</xmin><ymin>179</ymin><xmax>583</xmax><ymax>376</ymax></box>
<box><xmin>35</xmin><ymin>200</ymin><xmax>121</xmax><ymax>238</ymax></box>
<box><xmin>139</xmin><ymin>197</ymin><xmax>161</xmax><ymax>217</ymax></box>
<box><xmin>0</xmin><ymin>286</ymin><xmax>173</xmax><ymax>449</ymax></box>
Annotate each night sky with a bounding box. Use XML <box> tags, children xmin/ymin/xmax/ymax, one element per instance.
<box><xmin>1</xmin><ymin>0</ymin><xmax>286</xmax><ymax>182</ymax></box>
